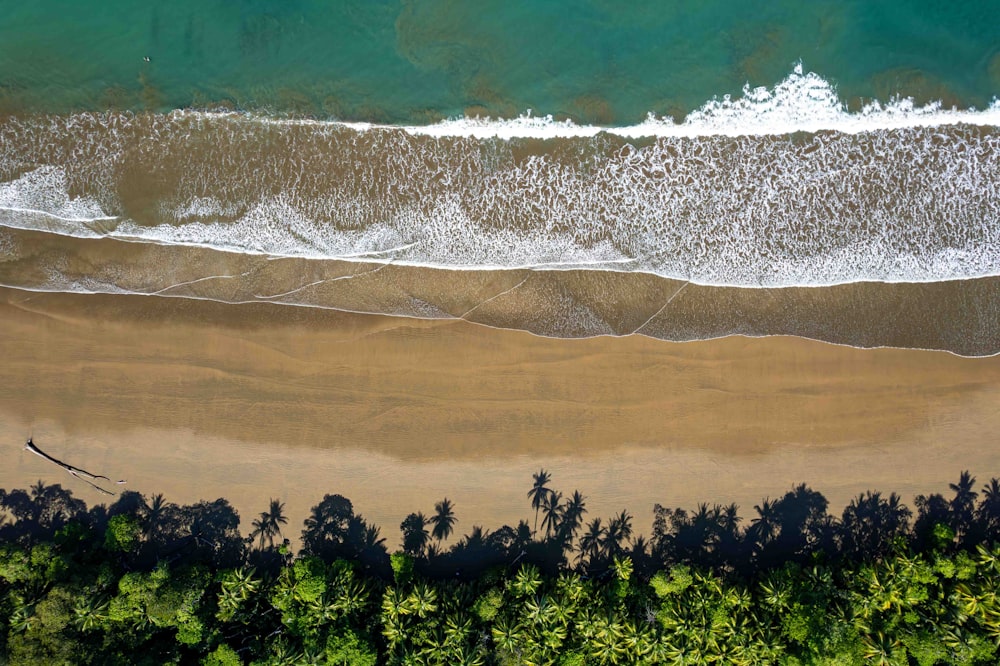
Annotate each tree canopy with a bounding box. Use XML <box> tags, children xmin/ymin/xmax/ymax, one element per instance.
<box><xmin>2</xmin><ymin>469</ymin><xmax>1000</xmax><ymax>664</ymax></box>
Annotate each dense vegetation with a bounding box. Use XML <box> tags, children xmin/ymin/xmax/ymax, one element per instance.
<box><xmin>2</xmin><ymin>470</ymin><xmax>1000</xmax><ymax>664</ymax></box>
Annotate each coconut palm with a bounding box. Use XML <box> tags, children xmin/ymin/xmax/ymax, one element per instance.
<box><xmin>605</xmin><ymin>510</ymin><xmax>634</xmax><ymax>557</ymax></box>
<box><xmin>72</xmin><ymin>593</ymin><xmax>109</xmax><ymax>632</ymax></box>
<box><xmin>217</xmin><ymin>566</ymin><xmax>260</xmax><ymax>620</ymax></box>
<box><xmin>141</xmin><ymin>493</ymin><xmax>168</xmax><ymax>539</ymax></box>
<box><xmin>950</xmin><ymin>470</ymin><xmax>978</xmax><ymax>540</ymax></box>
<box><xmin>977</xmin><ymin>478</ymin><xmax>1000</xmax><ymax>541</ymax></box>
<box><xmin>400</xmin><ymin>512</ymin><xmax>430</xmax><ymax>556</ymax></box>
<box><xmin>492</xmin><ymin>616</ymin><xmax>522</xmax><ymax>656</ymax></box>
<box><xmin>430</xmin><ymin>498</ymin><xmax>457</xmax><ymax>542</ymax></box>
<box><xmin>578</xmin><ymin>518</ymin><xmax>606</xmax><ymax>566</ymax></box>
<box><xmin>540</xmin><ymin>491</ymin><xmax>564</xmax><ymax>541</ymax></box>
<box><xmin>251</xmin><ymin>498</ymin><xmax>288</xmax><ymax>550</ymax></box>
<box><xmin>558</xmin><ymin>491</ymin><xmax>588</xmax><ymax>546</ymax></box>
<box><xmin>747</xmin><ymin>498</ymin><xmax>779</xmax><ymax>555</ymax></box>
<box><xmin>403</xmin><ymin>583</ymin><xmax>438</xmax><ymax>618</ymax></box>
<box><xmin>528</xmin><ymin>469</ymin><xmax>553</xmax><ymax>537</ymax></box>
<box><xmin>510</xmin><ymin>564</ymin><xmax>543</xmax><ymax>597</ymax></box>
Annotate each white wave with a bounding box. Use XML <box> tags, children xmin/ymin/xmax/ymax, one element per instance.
<box><xmin>0</xmin><ymin>166</ymin><xmax>116</xmax><ymax>238</ymax></box>
<box><xmin>2</xmin><ymin>73</ymin><xmax>999</xmax><ymax>288</ymax></box>
<box><xmin>192</xmin><ymin>63</ymin><xmax>1000</xmax><ymax>138</ymax></box>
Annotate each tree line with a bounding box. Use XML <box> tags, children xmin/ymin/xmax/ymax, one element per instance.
<box><xmin>1</xmin><ymin>470</ymin><xmax>1000</xmax><ymax>663</ymax></box>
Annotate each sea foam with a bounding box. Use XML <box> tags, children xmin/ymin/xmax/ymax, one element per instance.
<box><xmin>225</xmin><ymin>64</ymin><xmax>1000</xmax><ymax>139</ymax></box>
<box><xmin>1</xmin><ymin>67</ymin><xmax>998</xmax><ymax>288</ymax></box>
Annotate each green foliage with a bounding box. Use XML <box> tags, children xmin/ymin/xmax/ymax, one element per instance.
<box><xmin>1</xmin><ymin>472</ymin><xmax>1000</xmax><ymax>664</ymax></box>
<box><xmin>104</xmin><ymin>514</ymin><xmax>141</xmax><ymax>553</ymax></box>
<box><xmin>0</xmin><ymin>544</ymin><xmax>31</xmax><ymax>584</ymax></box>
<box><xmin>202</xmin><ymin>643</ymin><xmax>241</xmax><ymax>666</ymax></box>
<box><xmin>931</xmin><ymin>522</ymin><xmax>957</xmax><ymax>550</ymax></box>
<box><xmin>107</xmin><ymin>562</ymin><xmax>208</xmax><ymax>637</ymax></box>
<box><xmin>473</xmin><ymin>587</ymin><xmax>504</xmax><ymax>622</ymax></box>
<box><xmin>5</xmin><ymin>586</ymin><xmax>78</xmax><ymax>665</ymax></box>
<box><xmin>508</xmin><ymin>564</ymin><xmax>542</xmax><ymax>597</ymax></box>
<box><xmin>53</xmin><ymin>521</ymin><xmax>88</xmax><ymax>549</ymax></box>
<box><xmin>325</xmin><ymin>627</ymin><xmax>377</xmax><ymax>665</ymax></box>
<box><xmin>649</xmin><ymin>564</ymin><xmax>692</xmax><ymax>597</ymax></box>
<box><xmin>30</xmin><ymin>543</ymin><xmax>68</xmax><ymax>583</ymax></box>
<box><xmin>390</xmin><ymin>551</ymin><xmax>414</xmax><ymax>585</ymax></box>
<box><xmin>902</xmin><ymin>631</ymin><xmax>950</xmax><ymax>666</ymax></box>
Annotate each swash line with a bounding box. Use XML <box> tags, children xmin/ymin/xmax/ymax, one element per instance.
<box><xmin>631</xmin><ymin>281</ymin><xmax>690</xmax><ymax>335</ymax></box>
<box><xmin>460</xmin><ymin>274</ymin><xmax>533</xmax><ymax>319</ymax></box>
<box><xmin>0</xmin><ymin>281</ymin><xmax>996</xmax><ymax>358</ymax></box>
<box><xmin>149</xmin><ymin>271</ymin><xmax>253</xmax><ymax>296</ymax></box>
<box><xmin>253</xmin><ymin>261</ymin><xmax>394</xmax><ymax>300</ymax></box>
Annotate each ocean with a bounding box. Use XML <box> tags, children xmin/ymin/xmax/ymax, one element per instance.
<box><xmin>1</xmin><ymin>1</ymin><xmax>998</xmax><ymax>356</ymax></box>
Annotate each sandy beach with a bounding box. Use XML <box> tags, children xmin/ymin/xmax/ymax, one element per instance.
<box><xmin>2</xmin><ymin>286</ymin><xmax>998</xmax><ymax>543</ymax></box>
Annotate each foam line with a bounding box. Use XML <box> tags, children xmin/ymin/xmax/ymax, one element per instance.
<box><xmin>191</xmin><ymin>64</ymin><xmax>1000</xmax><ymax>138</ymax></box>
<box><xmin>0</xmin><ymin>206</ymin><xmax>118</xmax><ymax>223</ymax></box>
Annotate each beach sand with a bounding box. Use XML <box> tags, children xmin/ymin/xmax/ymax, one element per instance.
<box><xmin>1</xmin><ymin>286</ymin><xmax>998</xmax><ymax>543</ymax></box>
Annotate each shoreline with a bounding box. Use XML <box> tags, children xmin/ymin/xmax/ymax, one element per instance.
<box><xmin>3</xmin><ymin>227</ymin><xmax>998</xmax><ymax>356</ymax></box>
<box><xmin>2</xmin><ymin>287</ymin><xmax>999</xmax><ymax>537</ymax></box>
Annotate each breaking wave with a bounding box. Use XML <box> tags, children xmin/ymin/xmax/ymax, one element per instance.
<box><xmin>1</xmin><ymin>66</ymin><xmax>998</xmax><ymax>288</ymax></box>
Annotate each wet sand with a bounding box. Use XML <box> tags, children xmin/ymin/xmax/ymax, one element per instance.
<box><xmin>2</xmin><ymin>286</ymin><xmax>999</xmax><ymax>542</ymax></box>
<box><xmin>3</xmin><ymin>225</ymin><xmax>999</xmax><ymax>356</ymax></box>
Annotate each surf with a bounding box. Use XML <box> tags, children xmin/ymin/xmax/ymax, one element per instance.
<box><xmin>1</xmin><ymin>67</ymin><xmax>998</xmax><ymax>289</ymax></box>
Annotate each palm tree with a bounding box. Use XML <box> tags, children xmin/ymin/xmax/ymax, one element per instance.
<box><xmin>540</xmin><ymin>491</ymin><xmax>564</xmax><ymax>540</ymax></box>
<box><xmin>404</xmin><ymin>583</ymin><xmax>438</xmax><ymax>618</ymax></box>
<box><xmin>950</xmin><ymin>470</ymin><xmax>978</xmax><ymax>540</ymax></box>
<box><xmin>977</xmin><ymin>478</ymin><xmax>1000</xmax><ymax>541</ymax></box>
<box><xmin>605</xmin><ymin>510</ymin><xmax>633</xmax><ymax>558</ymax></box>
<box><xmin>141</xmin><ymin>493</ymin><xmax>168</xmax><ymax>539</ymax></box>
<box><xmin>72</xmin><ymin>593</ymin><xmax>109</xmax><ymax>632</ymax></box>
<box><xmin>430</xmin><ymin>498</ymin><xmax>457</xmax><ymax>542</ymax></box>
<box><xmin>217</xmin><ymin>566</ymin><xmax>260</xmax><ymax>621</ymax></box>
<box><xmin>578</xmin><ymin>518</ymin><xmax>606</xmax><ymax>566</ymax></box>
<box><xmin>748</xmin><ymin>498</ymin><xmax>779</xmax><ymax>548</ymax></box>
<box><xmin>559</xmin><ymin>491</ymin><xmax>588</xmax><ymax>545</ymax></box>
<box><xmin>251</xmin><ymin>498</ymin><xmax>288</xmax><ymax>550</ymax></box>
<box><xmin>363</xmin><ymin>523</ymin><xmax>385</xmax><ymax>549</ymax></box>
<box><xmin>401</xmin><ymin>512</ymin><xmax>430</xmax><ymax>556</ymax></box>
<box><xmin>528</xmin><ymin>469</ymin><xmax>553</xmax><ymax>537</ymax></box>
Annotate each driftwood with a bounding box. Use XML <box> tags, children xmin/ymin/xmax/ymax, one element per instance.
<box><xmin>24</xmin><ymin>438</ymin><xmax>116</xmax><ymax>496</ymax></box>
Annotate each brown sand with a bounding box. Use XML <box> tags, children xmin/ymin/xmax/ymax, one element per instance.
<box><xmin>1</xmin><ymin>286</ymin><xmax>998</xmax><ymax>543</ymax></box>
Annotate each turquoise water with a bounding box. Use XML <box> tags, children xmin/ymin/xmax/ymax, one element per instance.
<box><xmin>1</xmin><ymin>0</ymin><xmax>998</xmax><ymax>122</ymax></box>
